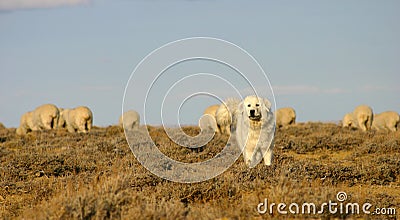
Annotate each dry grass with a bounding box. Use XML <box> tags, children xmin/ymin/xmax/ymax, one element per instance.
<box><xmin>0</xmin><ymin>123</ymin><xmax>399</xmax><ymax>219</ymax></box>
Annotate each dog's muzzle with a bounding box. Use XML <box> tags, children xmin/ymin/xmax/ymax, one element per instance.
<box><xmin>249</xmin><ymin>110</ymin><xmax>261</xmax><ymax>121</ymax></box>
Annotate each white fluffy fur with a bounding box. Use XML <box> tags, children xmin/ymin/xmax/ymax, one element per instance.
<box><xmin>32</xmin><ymin>104</ymin><xmax>59</xmax><ymax>130</ymax></box>
<box><xmin>199</xmin><ymin>104</ymin><xmax>219</xmax><ymax>133</ymax></box>
<box><xmin>372</xmin><ymin>111</ymin><xmax>399</xmax><ymax>132</ymax></box>
<box><xmin>342</xmin><ymin>113</ymin><xmax>353</xmax><ymax>128</ymax></box>
<box><xmin>59</xmin><ymin>106</ymin><xmax>93</xmax><ymax>133</ymax></box>
<box><xmin>16</xmin><ymin>111</ymin><xmax>35</xmax><ymax>135</ymax></box>
<box><xmin>276</xmin><ymin>107</ymin><xmax>296</xmax><ymax>128</ymax></box>
<box><xmin>119</xmin><ymin>110</ymin><xmax>140</xmax><ymax>131</ymax></box>
<box><xmin>342</xmin><ymin>105</ymin><xmax>373</xmax><ymax>131</ymax></box>
<box><xmin>236</xmin><ymin>96</ymin><xmax>275</xmax><ymax>168</ymax></box>
<box><xmin>16</xmin><ymin>104</ymin><xmax>59</xmax><ymax>135</ymax></box>
<box><xmin>215</xmin><ymin>98</ymin><xmax>240</xmax><ymax>135</ymax></box>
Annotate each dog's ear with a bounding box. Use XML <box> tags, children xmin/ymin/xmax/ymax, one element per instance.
<box><xmin>262</xmin><ymin>98</ymin><xmax>272</xmax><ymax>111</ymax></box>
<box><xmin>238</xmin><ymin>101</ymin><xmax>244</xmax><ymax>114</ymax></box>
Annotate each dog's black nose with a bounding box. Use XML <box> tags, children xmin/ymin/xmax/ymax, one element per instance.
<box><xmin>250</xmin><ymin>109</ymin><xmax>255</xmax><ymax>116</ymax></box>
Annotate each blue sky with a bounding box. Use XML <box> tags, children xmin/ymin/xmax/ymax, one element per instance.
<box><xmin>0</xmin><ymin>0</ymin><xmax>399</xmax><ymax>127</ymax></box>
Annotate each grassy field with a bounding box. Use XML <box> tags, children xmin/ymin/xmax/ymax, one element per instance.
<box><xmin>0</xmin><ymin>123</ymin><xmax>399</xmax><ymax>219</ymax></box>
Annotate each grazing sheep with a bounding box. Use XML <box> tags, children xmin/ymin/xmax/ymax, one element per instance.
<box><xmin>198</xmin><ymin>104</ymin><xmax>219</xmax><ymax>133</ymax></box>
<box><xmin>32</xmin><ymin>104</ymin><xmax>59</xmax><ymax>130</ymax></box>
<box><xmin>372</xmin><ymin>111</ymin><xmax>400</xmax><ymax>132</ymax></box>
<box><xmin>236</xmin><ymin>96</ymin><xmax>275</xmax><ymax>167</ymax></box>
<box><xmin>342</xmin><ymin>113</ymin><xmax>353</xmax><ymax>128</ymax></box>
<box><xmin>353</xmin><ymin>105</ymin><xmax>373</xmax><ymax>131</ymax></box>
<box><xmin>276</xmin><ymin>107</ymin><xmax>296</xmax><ymax>128</ymax></box>
<box><xmin>215</xmin><ymin>98</ymin><xmax>241</xmax><ymax>135</ymax></box>
<box><xmin>16</xmin><ymin>104</ymin><xmax>59</xmax><ymax>135</ymax></box>
<box><xmin>342</xmin><ymin>105</ymin><xmax>373</xmax><ymax>131</ymax></box>
<box><xmin>59</xmin><ymin>106</ymin><xmax>93</xmax><ymax>133</ymax></box>
<box><xmin>119</xmin><ymin>110</ymin><xmax>140</xmax><ymax>131</ymax></box>
<box><xmin>16</xmin><ymin>111</ymin><xmax>35</xmax><ymax>135</ymax></box>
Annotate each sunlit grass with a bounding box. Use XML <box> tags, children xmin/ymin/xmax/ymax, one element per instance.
<box><xmin>0</xmin><ymin>123</ymin><xmax>399</xmax><ymax>219</ymax></box>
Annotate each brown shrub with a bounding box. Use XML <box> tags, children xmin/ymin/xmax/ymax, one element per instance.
<box><xmin>0</xmin><ymin>123</ymin><xmax>399</xmax><ymax>219</ymax></box>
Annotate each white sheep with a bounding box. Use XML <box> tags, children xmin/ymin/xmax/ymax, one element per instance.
<box><xmin>59</xmin><ymin>106</ymin><xmax>93</xmax><ymax>133</ymax></box>
<box><xmin>372</xmin><ymin>111</ymin><xmax>399</xmax><ymax>132</ymax></box>
<box><xmin>198</xmin><ymin>104</ymin><xmax>219</xmax><ymax>133</ymax></box>
<box><xmin>32</xmin><ymin>104</ymin><xmax>59</xmax><ymax>130</ymax></box>
<box><xmin>16</xmin><ymin>104</ymin><xmax>59</xmax><ymax>135</ymax></box>
<box><xmin>342</xmin><ymin>105</ymin><xmax>373</xmax><ymax>131</ymax></box>
<box><xmin>119</xmin><ymin>110</ymin><xmax>140</xmax><ymax>131</ymax></box>
<box><xmin>16</xmin><ymin>111</ymin><xmax>35</xmax><ymax>135</ymax></box>
<box><xmin>276</xmin><ymin>107</ymin><xmax>296</xmax><ymax>128</ymax></box>
<box><xmin>215</xmin><ymin>98</ymin><xmax>241</xmax><ymax>135</ymax></box>
<box><xmin>342</xmin><ymin>113</ymin><xmax>354</xmax><ymax>128</ymax></box>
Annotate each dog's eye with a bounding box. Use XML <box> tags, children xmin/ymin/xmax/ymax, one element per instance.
<box><xmin>256</xmin><ymin>104</ymin><xmax>260</xmax><ymax>107</ymax></box>
<box><xmin>247</xmin><ymin>104</ymin><xmax>251</xmax><ymax>107</ymax></box>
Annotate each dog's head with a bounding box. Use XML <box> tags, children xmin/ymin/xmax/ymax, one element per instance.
<box><xmin>240</xmin><ymin>96</ymin><xmax>271</xmax><ymax>121</ymax></box>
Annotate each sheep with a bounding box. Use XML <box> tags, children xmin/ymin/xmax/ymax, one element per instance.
<box><xmin>342</xmin><ymin>113</ymin><xmax>354</xmax><ymax>128</ymax></box>
<box><xmin>342</xmin><ymin>105</ymin><xmax>373</xmax><ymax>131</ymax></box>
<box><xmin>59</xmin><ymin>106</ymin><xmax>93</xmax><ymax>133</ymax></box>
<box><xmin>32</xmin><ymin>104</ymin><xmax>59</xmax><ymax>130</ymax></box>
<box><xmin>276</xmin><ymin>107</ymin><xmax>296</xmax><ymax>128</ymax></box>
<box><xmin>119</xmin><ymin>110</ymin><xmax>140</xmax><ymax>131</ymax></box>
<box><xmin>198</xmin><ymin>104</ymin><xmax>219</xmax><ymax>133</ymax></box>
<box><xmin>16</xmin><ymin>111</ymin><xmax>35</xmax><ymax>135</ymax></box>
<box><xmin>215</xmin><ymin>98</ymin><xmax>241</xmax><ymax>135</ymax></box>
<box><xmin>16</xmin><ymin>104</ymin><xmax>59</xmax><ymax>135</ymax></box>
<box><xmin>372</xmin><ymin>111</ymin><xmax>399</xmax><ymax>132</ymax></box>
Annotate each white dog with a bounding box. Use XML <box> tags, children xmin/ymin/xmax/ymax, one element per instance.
<box><xmin>236</xmin><ymin>96</ymin><xmax>275</xmax><ymax>168</ymax></box>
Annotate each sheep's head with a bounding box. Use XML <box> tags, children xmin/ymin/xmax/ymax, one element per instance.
<box><xmin>342</xmin><ymin>113</ymin><xmax>353</xmax><ymax>127</ymax></box>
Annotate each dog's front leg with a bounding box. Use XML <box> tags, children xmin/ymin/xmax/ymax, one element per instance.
<box><xmin>263</xmin><ymin>147</ymin><xmax>273</xmax><ymax>166</ymax></box>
